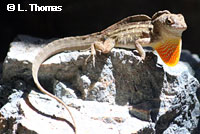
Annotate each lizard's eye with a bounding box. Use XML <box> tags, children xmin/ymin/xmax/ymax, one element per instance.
<box><xmin>166</xmin><ymin>17</ymin><xmax>174</xmax><ymax>25</ymax></box>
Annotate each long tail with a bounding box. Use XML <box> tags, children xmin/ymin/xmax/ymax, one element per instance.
<box><xmin>32</xmin><ymin>35</ymin><xmax>97</xmax><ymax>134</ymax></box>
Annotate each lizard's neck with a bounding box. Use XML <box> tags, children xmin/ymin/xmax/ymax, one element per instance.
<box><xmin>152</xmin><ymin>36</ymin><xmax>182</xmax><ymax>67</ymax></box>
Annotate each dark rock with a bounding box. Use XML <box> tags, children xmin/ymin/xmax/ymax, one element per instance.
<box><xmin>180</xmin><ymin>50</ymin><xmax>200</xmax><ymax>82</ymax></box>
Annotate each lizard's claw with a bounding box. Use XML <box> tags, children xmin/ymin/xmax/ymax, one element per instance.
<box><xmin>85</xmin><ymin>44</ymin><xmax>96</xmax><ymax>67</ymax></box>
<box><xmin>92</xmin><ymin>54</ymin><xmax>95</xmax><ymax>67</ymax></box>
<box><xmin>136</xmin><ymin>57</ymin><xmax>145</xmax><ymax>65</ymax></box>
<box><xmin>85</xmin><ymin>54</ymin><xmax>96</xmax><ymax>67</ymax></box>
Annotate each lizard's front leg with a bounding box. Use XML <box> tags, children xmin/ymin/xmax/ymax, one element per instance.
<box><xmin>134</xmin><ymin>38</ymin><xmax>151</xmax><ymax>63</ymax></box>
<box><xmin>86</xmin><ymin>38</ymin><xmax>115</xmax><ymax>66</ymax></box>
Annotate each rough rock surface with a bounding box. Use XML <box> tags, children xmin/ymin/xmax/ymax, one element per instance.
<box><xmin>0</xmin><ymin>35</ymin><xmax>200</xmax><ymax>134</ymax></box>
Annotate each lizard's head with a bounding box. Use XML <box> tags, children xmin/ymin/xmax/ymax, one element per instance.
<box><xmin>152</xmin><ymin>10</ymin><xmax>187</xmax><ymax>67</ymax></box>
<box><xmin>152</xmin><ymin>10</ymin><xmax>187</xmax><ymax>37</ymax></box>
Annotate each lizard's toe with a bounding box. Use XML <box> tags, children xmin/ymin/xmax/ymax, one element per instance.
<box><xmin>136</xmin><ymin>57</ymin><xmax>144</xmax><ymax>65</ymax></box>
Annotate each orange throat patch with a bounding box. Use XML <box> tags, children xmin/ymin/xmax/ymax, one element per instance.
<box><xmin>154</xmin><ymin>38</ymin><xmax>182</xmax><ymax>67</ymax></box>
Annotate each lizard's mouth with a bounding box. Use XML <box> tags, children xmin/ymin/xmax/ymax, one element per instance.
<box><xmin>154</xmin><ymin>38</ymin><xmax>182</xmax><ymax>67</ymax></box>
<box><xmin>172</xmin><ymin>23</ymin><xmax>187</xmax><ymax>31</ymax></box>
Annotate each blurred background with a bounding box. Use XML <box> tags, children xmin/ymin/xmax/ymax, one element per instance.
<box><xmin>0</xmin><ymin>0</ymin><xmax>199</xmax><ymax>62</ymax></box>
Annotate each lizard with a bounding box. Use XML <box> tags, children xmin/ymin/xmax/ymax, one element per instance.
<box><xmin>32</xmin><ymin>10</ymin><xmax>187</xmax><ymax>134</ymax></box>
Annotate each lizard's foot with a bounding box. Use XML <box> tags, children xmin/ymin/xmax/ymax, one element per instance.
<box><xmin>85</xmin><ymin>54</ymin><xmax>96</xmax><ymax>67</ymax></box>
<box><xmin>136</xmin><ymin>56</ymin><xmax>145</xmax><ymax>65</ymax></box>
<box><xmin>85</xmin><ymin>44</ymin><xmax>96</xmax><ymax>67</ymax></box>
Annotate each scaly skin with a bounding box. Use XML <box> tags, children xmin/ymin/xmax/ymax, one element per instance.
<box><xmin>32</xmin><ymin>10</ymin><xmax>187</xmax><ymax>134</ymax></box>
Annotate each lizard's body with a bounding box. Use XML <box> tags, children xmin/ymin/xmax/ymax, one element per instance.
<box><xmin>32</xmin><ymin>10</ymin><xmax>187</xmax><ymax>134</ymax></box>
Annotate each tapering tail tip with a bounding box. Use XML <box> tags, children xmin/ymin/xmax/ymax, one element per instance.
<box><xmin>154</xmin><ymin>39</ymin><xmax>182</xmax><ymax>67</ymax></box>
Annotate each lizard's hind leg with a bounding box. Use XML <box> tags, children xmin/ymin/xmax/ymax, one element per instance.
<box><xmin>85</xmin><ymin>38</ymin><xmax>115</xmax><ymax>66</ymax></box>
<box><xmin>85</xmin><ymin>43</ymin><xmax>97</xmax><ymax>67</ymax></box>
